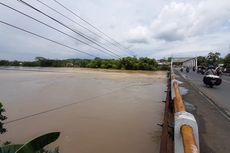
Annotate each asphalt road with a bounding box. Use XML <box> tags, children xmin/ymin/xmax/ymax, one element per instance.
<box><xmin>174</xmin><ymin>69</ymin><xmax>230</xmax><ymax>153</ymax></box>
<box><xmin>177</xmin><ymin>69</ymin><xmax>230</xmax><ymax>119</ymax></box>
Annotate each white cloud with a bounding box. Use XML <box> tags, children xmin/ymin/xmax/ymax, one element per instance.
<box><xmin>124</xmin><ymin>0</ymin><xmax>230</xmax><ymax>58</ymax></box>
<box><xmin>0</xmin><ymin>0</ymin><xmax>230</xmax><ymax>59</ymax></box>
<box><xmin>189</xmin><ymin>0</ymin><xmax>230</xmax><ymax>35</ymax></box>
<box><xmin>126</xmin><ymin>25</ymin><xmax>150</xmax><ymax>44</ymax></box>
<box><xmin>150</xmin><ymin>2</ymin><xmax>195</xmax><ymax>41</ymax></box>
<box><xmin>149</xmin><ymin>0</ymin><xmax>230</xmax><ymax>42</ymax></box>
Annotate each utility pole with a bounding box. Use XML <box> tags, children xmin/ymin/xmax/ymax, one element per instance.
<box><xmin>171</xmin><ymin>56</ymin><xmax>173</xmax><ymax>70</ymax></box>
<box><xmin>195</xmin><ymin>57</ymin><xmax>198</xmax><ymax>70</ymax></box>
<box><xmin>229</xmin><ymin>44</ymin><xmax>230</xmax><ymax>53</ymax></box>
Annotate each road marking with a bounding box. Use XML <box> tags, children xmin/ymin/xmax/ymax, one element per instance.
<box><xmin>198</xmin><ymin>90</ymin><xmax>230</xmax><ymax>121</ymax></box>
<box><xmin>176</xmin><ymin>70</ymin><xmax>230</xmax><ymax>121</ymax></box>
<box><xmin>222</xmin><ymin>79</ymin><xmax>230</xmax><ymax>84</ymax></box>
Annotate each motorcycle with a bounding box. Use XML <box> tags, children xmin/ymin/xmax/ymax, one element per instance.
<box><xmin>186</xmin><ymin>67</ymin><xmax>189</xmax><ymax>73</ymax></box>
<box><xmin>203</xmin><ymin>69</ymin><xmax>222</xmax><ymax>88</ymax></box>
<box><xmin>201</xmin><ymin>69</ymin><xmax>206</xmax><ymax>75</ymax></box>
<box><xmin>197</xmin><ymin>66</ymin><xmax>206</xmax><ymax>75</ymax></box>
<box><xmin>193</xmin><ymin>66</ymin><xmax>196</xmax><ymax>71</ymax></box>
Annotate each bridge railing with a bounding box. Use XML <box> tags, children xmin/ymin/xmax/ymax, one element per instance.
<box><xmin>171</xmin><ymin>69</ymin><xmax>200</xmax><ymax>153</ymax></box>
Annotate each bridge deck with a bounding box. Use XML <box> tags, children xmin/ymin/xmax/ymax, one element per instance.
<box><xmin>175</xmin><ymin>69</ymin><xmax>230</xmax><ymax>153</ymax></box>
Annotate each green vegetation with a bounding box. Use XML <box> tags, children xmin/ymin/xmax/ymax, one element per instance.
<box><xmin>224</xmin><ymin>53</ymin><xmax>230</xmax><ymax>68</ymax></box>
<box><xmin>206</xmin><ymin>52</ymin><xmax>221</xmax><ymax>65</ymax></box>
<box><xmin>0</xmin><ymin>132</ymin><xmax>60</xmax><ymax>153</ymax></box>
<box><xmin>197</xmin><ymin>52</ymin><xmax>230</xmax><ymax>68</ymax></box>
<box><xmin>197</xmin><ymin>56</ymin><xmax>207</xmax><ymax>66</ymax></box>
<box><xmin>0</xmin><ymin>57</ymin><xmax>169</xmax><ymax>71</ymax></box>
<box><xmin>0</xmin><ymin>102</ymin><xmax>7</xmax><ymax>134</ymax></box>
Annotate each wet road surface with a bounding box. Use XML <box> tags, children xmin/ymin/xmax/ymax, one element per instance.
<box><xmin>178</xmin><ymin>69</ymin><xmax>230</xmax><ymax>118</ymax></box>
<box><xmin>174</xmin><ymin>69</ymin><xmax>230</xmax><ymax>153</ymax></box>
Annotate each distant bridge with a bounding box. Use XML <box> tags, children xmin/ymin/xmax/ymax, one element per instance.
<box><xmin>171</xmin><ymin>57</ymin><xmax>198</xmax><ymax>69</ymax></box>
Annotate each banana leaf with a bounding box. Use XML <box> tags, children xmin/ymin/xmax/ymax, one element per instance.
<box><xmin>15</xmin><ymin>132</ymin><xmax>60</xmax><ymax>153</ymax></box>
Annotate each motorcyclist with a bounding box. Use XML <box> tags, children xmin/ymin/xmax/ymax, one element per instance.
<box><xmin>205</xmin><ymin>67</ymin><xmax>215</xmax><ymax>75</ymax></box>
<box><xmin>186</xmin><ymin>67</ymin><xmax>189</xmax><ymax>73</ymax></box>
<box><xmin>203</xmin><ymin>67</ymin><xmax>222</xmax><ymax>88</ymax></box>
<box><xmin>193</xmin><ymin>66</ymin><xmax>196</xmax><ymax>71</ymax></box>
<box><xmin>215</xmin><ymin>66</ymin><xmax>222</xmax><ymax>76</ymax></box>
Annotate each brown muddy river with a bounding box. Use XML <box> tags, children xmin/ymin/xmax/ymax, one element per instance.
<box><xmin>0</xmin><ymin>67</ymin><xmax>166</xmax><ymax>153</ymax></box>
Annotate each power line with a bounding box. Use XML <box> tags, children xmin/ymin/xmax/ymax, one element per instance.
<box><xmin>4</xmin><ymin>82</ymin><xmax>141</xmax><ymax>124</ymax></box>
<box><xmin>0</xmin><ymin>20</ymin><xmax>98</xmax><ymax>58</ymax></box>
<box><xmin>35</xmin><ymin>0</ymin><xmax>124</xmax><ymax>52</ymax></box>
<box><xmin>0</xmin><ymin>2</ymin><xmax>117</xmax><ymax>58</ymax></box>
<box><xmin>35</xmin><ymin>0</ymin><xmax>126</xmax><ymax>56</ymax></box>
<box><xmin>18</xmin><ymin>0</ymin><xmax>121</xmax><ymax>58</ymax></box>
<box><xmin>51</xmin><ymin>0</ymin><xmax>127</xmax><ymax>50</ymax></box>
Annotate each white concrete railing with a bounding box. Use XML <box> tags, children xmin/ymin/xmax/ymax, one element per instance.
<box><xmin>171</xmin><ymin>69</ymin><xmax>200</xmax><ymax>153</ymax></box>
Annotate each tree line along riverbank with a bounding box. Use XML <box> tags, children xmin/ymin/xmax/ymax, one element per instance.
<box><xmin>0</xmin><ymin>57</ymin><xmax>169</xmax><ymax>71</ymax></box>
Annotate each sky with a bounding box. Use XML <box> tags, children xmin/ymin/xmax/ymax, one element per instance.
<box><xmin>0</xmin><ymin>0</ymin><xmax>230</xmax><ymax>60</ymax></box>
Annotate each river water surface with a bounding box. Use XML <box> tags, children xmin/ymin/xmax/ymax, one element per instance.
<box><xmin>0</xmin><ymin>67</ymin><xmax>166</xmax><ymax>153</ymax></box>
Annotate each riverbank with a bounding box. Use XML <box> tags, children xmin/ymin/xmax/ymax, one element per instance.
<box><xmin>0</xmin><ymin>66</ymin><xmax>166</xmax><ymax>75</ymax></box>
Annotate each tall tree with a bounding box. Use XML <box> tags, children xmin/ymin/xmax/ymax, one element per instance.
<box><xmin>206</xmin><ymin>52</ymin><xmax>221</xmax><ymax>65</ymax></box>
<box><xmin>224</xmin><ymin>53</ymin><xmax>230</xmax><ymax>68</ymax></box>
<box><xmin>197</xmin><ymin>56</ymin><xmax>207</xmax><ymax>66</ymax></box>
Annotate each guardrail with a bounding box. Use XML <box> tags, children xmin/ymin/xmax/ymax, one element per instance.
<box><xmin>159</xmin><ymin>71</ymin><xmax>174</xmax><ymax>153</ymax></box>
<box><xmin>159</xmin><ymin>68</ymin><xmax>200</xmax><ymax>153</ymax></box>
<box><xmin>171</xmin><ymin>70</ymin><xmax>200</xmax><ymax>153</ymax></box>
